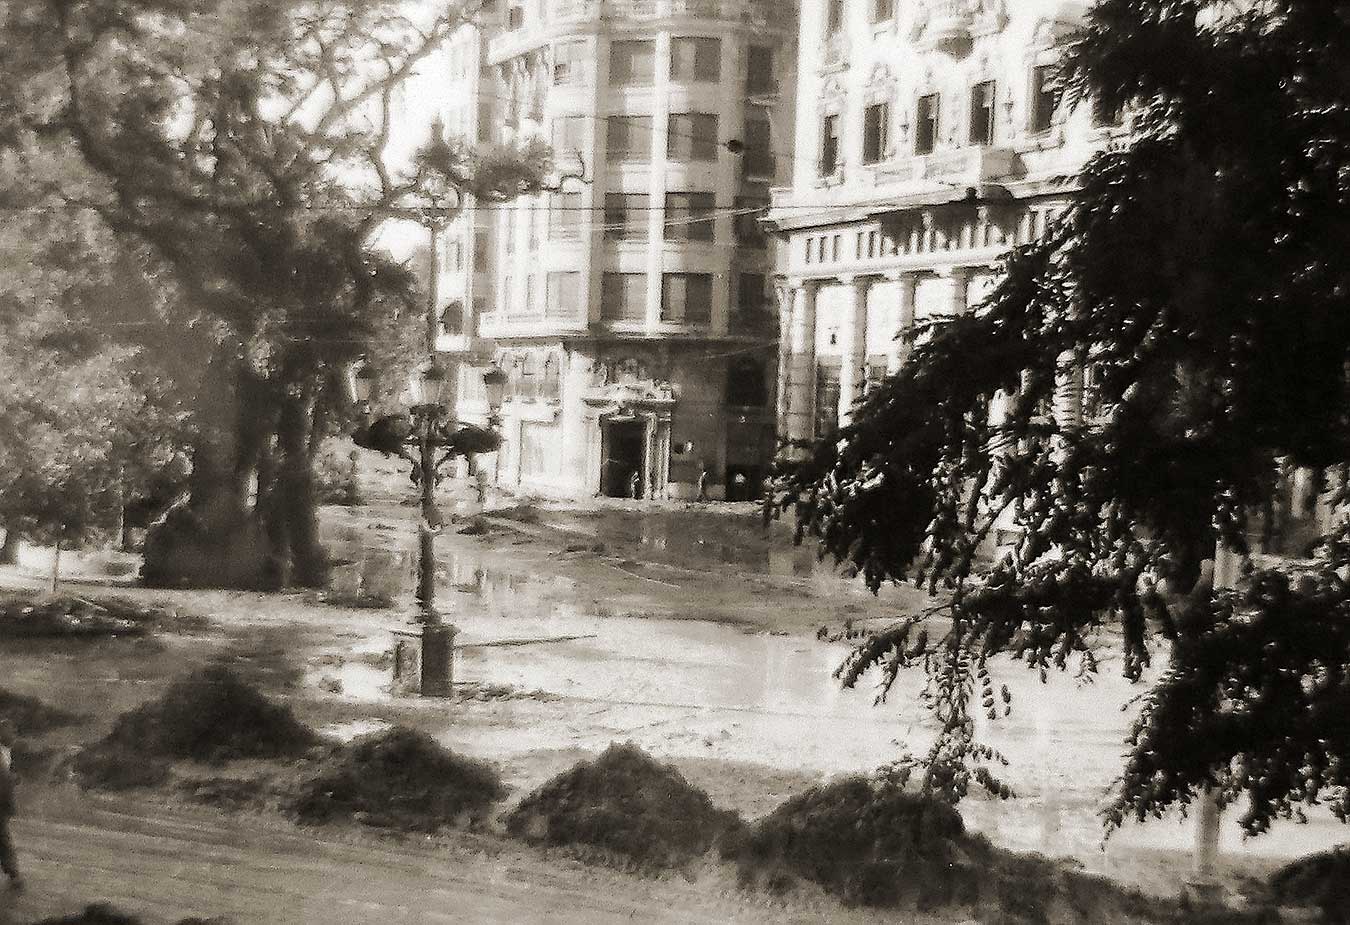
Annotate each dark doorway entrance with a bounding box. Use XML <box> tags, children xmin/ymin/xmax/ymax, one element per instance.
<box><xmin>602</xmin><ymin>419</ymin><xmax>645</xmax><ymax>498</ymax></box>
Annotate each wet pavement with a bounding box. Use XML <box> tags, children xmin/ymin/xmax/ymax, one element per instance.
<box><xmin>312</xmin><ymin>504</ymin><xmax>1349</xmax><ymax>871</ymax></box>
<box><xmin>2</xmin><ymin>499</ymin><xmax>1344</xmax><ymax>905</ymax></box>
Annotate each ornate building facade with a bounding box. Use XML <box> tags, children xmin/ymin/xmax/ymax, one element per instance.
<box><xmin>769</xmin><ymin>0</ymin><xmax>1127</xmax><ymax>442</ymax></box>
<box><xmin>451</xmin><ymin>0</ymin><xmax>797</xmax><ymax>500</ymax></box>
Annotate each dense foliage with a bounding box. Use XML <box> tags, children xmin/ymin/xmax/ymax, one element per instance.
<box><xmin>0</xmin><ymin>0</ymin><xmax>552</xmax><ymax>587</ymax></box>
<box><xmin>770</xmin><ymin>0</ymin><xmax>1350</xmax><ymax>834</ymax></box>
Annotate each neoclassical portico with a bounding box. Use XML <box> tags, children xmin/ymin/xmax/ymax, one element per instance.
<box><xmin>775</xmin><ymin>263</ymin><xmax>992</xmax><ymax>443</ymax></box>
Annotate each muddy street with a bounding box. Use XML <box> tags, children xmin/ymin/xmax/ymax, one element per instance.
<box><xmin>2</xmin><ymin>499</ymin><xmax>1344</xmax><ymax>914</ymax></box>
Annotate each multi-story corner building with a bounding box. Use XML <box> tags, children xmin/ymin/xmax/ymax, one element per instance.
<box><xmin>769</xmin><ymin>0</ymin><xmax>1127</xmax><ymax>442</ymax></box>
<box><xmin>452</xmin><ymin>0</ymin><xmax>797</xmax><ymax>500</ymax></box>
<box><xmin>432</xmin><ymin>22</ymin><xmax>503</xmax><ymax>396</ymax></box>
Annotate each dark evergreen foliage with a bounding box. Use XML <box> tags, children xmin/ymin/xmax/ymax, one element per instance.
<box><xmin>769</xmin><ymin>0</ymin><xmax>1350</xmax><ymax>833</ymax></box>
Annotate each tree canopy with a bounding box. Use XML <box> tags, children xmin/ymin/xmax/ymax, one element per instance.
<box><xmin>0</xmin><ymin>0</ymin><xmax>554</xmax><ymax>587</ymax></box>
<box><xmin>770</xmin><ymin>0</ymin><xmax>1350</xmax><ymax>836</ymax></box>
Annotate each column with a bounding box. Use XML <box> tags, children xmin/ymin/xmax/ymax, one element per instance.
<box><xmin>946</xmin><ymin>266</ymin><xmax>971</xmax><ymax>317</ymax></box>
<box><xmin>1052</xmin><ymin>347</ymin><xmax>1086</xmax><ymax>433</ymax></box>
<box><xmin>837</xmin><ymin>275</ymin><xmax>872</xmax><ymax>427</ymax></box>
<box><xmin>785</xmin><ymin>280</ymin><xmax>819</xmax><ymax>443</ymax></box>
<box><xmin>773</xmin><ymin>280</ymin><xmax>794</xmax><ymax>438</ymax></box>
<box><xmin>889</xmin><ymin>271</ymin><xmax>919</xmax><ymax>372</ymax></box>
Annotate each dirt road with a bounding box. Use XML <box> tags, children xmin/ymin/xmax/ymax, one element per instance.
<box><xmin>0</xmin><ymin>792</ymin><xmax>834</xmax><ymax>925</ymax></box>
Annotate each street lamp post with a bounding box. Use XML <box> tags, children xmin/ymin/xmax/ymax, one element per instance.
<box><xmin>350</xmin><ymin>361</ymin><xmax>505</xmax><ymax>697</ymax></box>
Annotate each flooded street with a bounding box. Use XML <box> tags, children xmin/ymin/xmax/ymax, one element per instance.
<box><xmin>311</xmin><ymin>503</ymin><xmax>1348</xmax><ymax>874</ymax></box>
<box><xmin>1</xmin><ymin>498</ymin><xmax>1343</xmax><ymax>914</ymax></box>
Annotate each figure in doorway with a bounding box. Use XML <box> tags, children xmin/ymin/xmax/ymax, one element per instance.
<box><xmin>696</xmin><ymin>461</ymin><xmax>710</xmax><ymax>502</ymax></box>
<box><xmin>628</xmin><ymin>470</ymin><xmax>642</xmax><ymax>500</ymax></box>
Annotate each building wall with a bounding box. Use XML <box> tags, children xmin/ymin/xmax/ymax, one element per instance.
<box><xmin>453</xmin><ymin>0</ymin><xmax>796</xmax><ymax>499</ymax></box>
<box><xmin>770</xmin><ymin>0</ymin><xmax>1129</xmax><ymax>440</ymax></box>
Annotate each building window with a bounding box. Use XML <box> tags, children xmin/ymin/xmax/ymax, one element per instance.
<box><xmin>1030</xmin><ymin>64</ymin><xmax>1059</xmax><ymax>134</ymax></box>
<box><xmin>663</xmin><ymin>192</ymin><xmax>715</xmax><ymax>242</ymax></box>
<box><xmin>474</xmin><ymin>230</ymin><xmax>489</xmax><ymax>270</ymax></box>
<box><xmin>670</xmin><ymin>37</ymin><xmax>720</xmax><ymax>83</ymax></box>
<box><xmin>871</xmin><ymin>0</ymin><xmax>893</xmax><ymax>22</ymax></box>
<box><xmin>732</xmin><ymin>273</ymin><xmax>770</xmax><ymax>335</ymax></box>
<box><xmin>604</xmin><ymin>192</ymin><xmax>650</xmax><ymax>240</ymax></box>
<box><xmin>500</xmin><ymin>275</ymin><xmax>514</xmax><ymax>315</ymax></box>
<box><xmin>546</xmin><ymin>271</ymin><xmax>581</xmax><ymax>318</ymax></box>
<box><xmin>727</xmin><ymin>357</ymin><xmax>767</xmax><ymax>407</ymax></box>
<box><xmin>610</xmin><ymin>40</ymin><xmax>655</xmax><ymax>86</ymax></box>
<box><xmin>550</xmin><ymin>191</ymin><xmax>582</xmax><ymax>240</ymax></box>
<box><xmin>970</xmin><ymin>80</ymin><xmax>996</xmax><ymax>146</ymax></box>
<box><xmin>553</xmin><ymin>40</ymin><xmax>586</xmax><ymax>85</ymax></box>
<box><xmin>742</xmin><ymin>112</ymin><xmax>774</xmax><ymax>178</ymax></box>
<box><xmin>862</xmin><ymin>101</ymin><xmax>889</xmax><ymax>164</ymax></box>
<box><xmin>734</xmin><ymin>195</ymin><xmax>768</xmax><ymax>248</ymax></box>
<box><xmin>746</xmin><ymin>45</ymin><xmax>775</xmax><ymax>95</ymax></box>
<box><xmin>601</xmin><ymin>273</ymin><xmax>647</xmax><ymax>322</ymax></box>
<box><xmin>661</xmin><ymin>273</ymin><xmax>713</xmax><ymax>324</ymax></box>
<box><xmin>815</xmin><ymin>359</ymin><xmax>842</xmax><ymax>437</ymax></box>
<box><xmin>606</xmin><ymin>115</ymin><xmax>653</xmax><ymax>162</ymax></box>
<box><xmin>551</xmin><ymin>115</ymin><xmax>587</xmax><ymax>157</ymax></box>
<box><xmin>804</xmin><ymin>236</ymin><xmax>813</xmax><ymax>264</ymax></box>
<box><xmin>820</xmin><ymin>113</ymin><xmax>841</xmax><ymax>175</ymax></box>
<box><xmin>667</xmin><ymin>113</ymin><xmax>719</xmax><ymax>162</ymax></box>
<box><xmin>521</xmin><ymin>274</ymin><xmax>539</xmax><ymax>317</ymax></box>
<box><xmin>826</xmin><ymin>0</ymin><xmax>845</xmax><ymax>34</ymax></box>
<box><xmin>915</xmin><ymin>93</ymin><xmax>939</xmax><ymax>155</ymax></box>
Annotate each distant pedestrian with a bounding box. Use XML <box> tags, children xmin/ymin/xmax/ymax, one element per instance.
<box><xmin>696</xmin><ymin>462</ymin><xmax>710</xmax><ymax>502</ymax></box>
<box><xmin>0</xmin><ymin>718</ymin><xmax>22</xmax><ymax>890</ymax></box>
<box><xmin>628</xmin><ymin>470</ymin><xmax>641</xmax><ymax>500</ymax></box>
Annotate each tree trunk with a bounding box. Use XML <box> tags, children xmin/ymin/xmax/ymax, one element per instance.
<box><xmin>0</xmin><ymin>529</ymin><xmax>19</xmax><ymax>565</ymax></box>
<box><xmin>275</xmin><ymin>387</ymin><xmax>328</xmax><ymax>588</ymax></box>
<box><xmin>50</xmin><ymin>539</ymin><xmax>61</xmax><ymax>594</ymax></box>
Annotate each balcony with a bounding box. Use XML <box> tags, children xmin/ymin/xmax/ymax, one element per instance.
<box><xmin>821</xmin><ymin>29</ymin><xmax>849</xmax><ymax>69</ymax></box>
<box><xmin>912</xmin><ymin>0</ymin><xmax>1010</xmax><ymax>55</ymax></box>
<box><xmin>875</xmin><ymin>145</ymin><xmax>1020</xmax><ymax>186</ymax></box>
<box><xmin>490</xmin><ymin>0</ymin><xmax>776</xmax><ymax>62</ymax></box>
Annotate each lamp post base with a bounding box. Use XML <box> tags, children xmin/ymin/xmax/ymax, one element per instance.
<box><xmin>392</xmin><ymin>623</ymin><xmax>458</xmax><ymax>697</ymax></box>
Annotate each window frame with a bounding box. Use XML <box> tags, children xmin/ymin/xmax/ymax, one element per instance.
<box><xmin>603</xmin><ymin>191</ymin><xmax>650</xmax><ymax>241</ymax></box>
<box><xmin>660</xmin><ymin>273</ymin><xmax>713</xmax><ymax>324</ymax></box>
<box><xmin>600</xmin><ymin>272</ymin><xmax>648</xmax><ymax>323</ymax></box>
<box><xmin>820</xmin><ymin>112</ymin><xmax>841</xmax><ymax>176</ymax></box>
<box><xmin>610</xmin><ymin>39</ymin><xmax>656</xmax><ymax>87</ymax></box>
<box><xmin>667</xmin><ymin>112</ymin><xmax>719</xmax><ymax>162</ymax></box>
<box><xmin>606</xmin><ymin>115</ymin><xmax>653</xmax><ymax>163</ymax></box>
<box><xmin>1030</xmin><ymin>64</ymin><xmax>1060</xmax><ymax>135</ymax></box>
<box><xmin>915</xmin><ymin>93</ymin><xmax>939</xmax><ymax>156</ymax></box>
<box><xmin>663</xmin><ymin>191</ymin><xmax>716</xmax><ymax>243</ymax></box>
<box><xmin>861</xmin><ymin>101</ymin><xmax>889</xmax><ymax>165</ymax></box>
<box><xmin>969</xmin><ymin>80</ymin><xmax>996</xmax><ymax>146</ymax></box>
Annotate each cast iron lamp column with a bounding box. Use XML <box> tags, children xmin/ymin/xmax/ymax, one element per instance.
<box><xmin>350</xmin><ymin>362</ymin><xmax>506</xmax><ymax>696</ymax></box>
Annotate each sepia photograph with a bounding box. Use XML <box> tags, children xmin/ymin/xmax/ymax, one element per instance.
<box><xmin>0</xmin><ymin>0</ymin><xmax>1347</xmax><ymax>921</ymax></box>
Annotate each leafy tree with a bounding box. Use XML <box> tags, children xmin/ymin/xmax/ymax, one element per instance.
<box><xmin>769</xmin><ymin>0</ymin><xmax>1350</xmax><ymax>836</ymax></box>
<box><xmin>0</xmin><ymin>0</ymin><xmax>554</xmax><ymax>588</ymax></box>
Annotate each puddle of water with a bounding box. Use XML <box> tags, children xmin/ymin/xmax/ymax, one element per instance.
<box><xmin>320</xmin><ymin>718</ymin><xmax>392</xmax><ymax>742</ymax></box>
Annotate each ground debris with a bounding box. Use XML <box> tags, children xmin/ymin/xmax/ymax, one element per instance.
<box><xmin>289</xmin><ymin>726</ymin><xmax>505</xmax><ymax>832</ymax></box>
<box><xmin>506</xmin><ymin>742</ymin><xmax>744</xmax><ymax>870</ymax></box>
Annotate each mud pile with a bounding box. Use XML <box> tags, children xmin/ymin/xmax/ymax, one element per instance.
<box><xmin>506</xmin><ymin>742</ymin><xmax>743</xmax><ymax>869</ymax></box>
<box><xmin>290</xmin><ymin>727</ymin><xmax>504</xmax><ymax>832</ymax></box>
